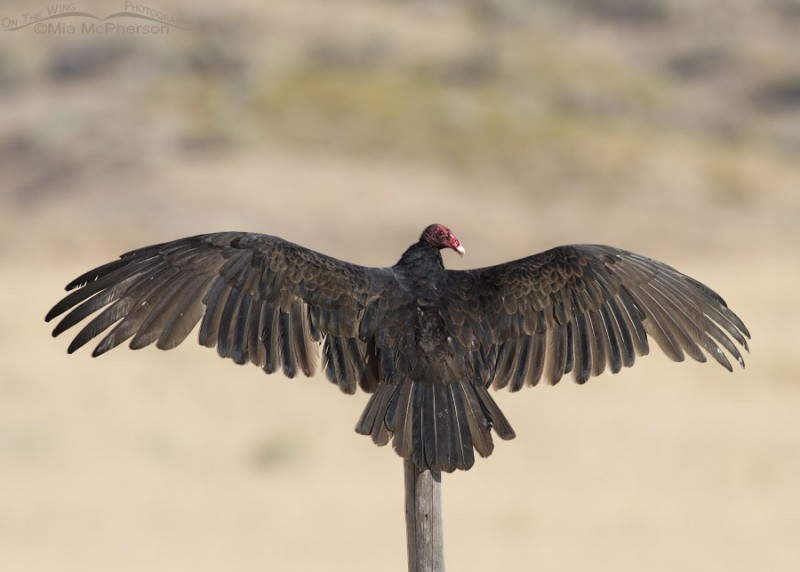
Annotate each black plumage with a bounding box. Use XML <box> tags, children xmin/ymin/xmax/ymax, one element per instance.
<box><xmin>46</xmin><ymin>224</ymin><xmax>749</xmax><ymax>472</ymax></box>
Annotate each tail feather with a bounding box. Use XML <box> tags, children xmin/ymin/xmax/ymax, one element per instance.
<box><xmin>446</xmin><ymin>383</ymin><xmax>474</xmax><ymax>471</ymax></box>
<box><xmin>356</xmin><ymin>378</ymin><xmax>514</xmax><ymax>472</ymax></box>
<box><xmin>458</xmin><ymin>378</ymin><xmax>494</xmax><ymax>459</ymax></box>
<box><xmin>389</xmin><ymin>378</ymin><xmax>415</xmax><ymax>461</ymax></box>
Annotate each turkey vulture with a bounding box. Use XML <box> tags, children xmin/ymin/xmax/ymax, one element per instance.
<box><xmin>46</xmin><ymin>224</ymin><xmax>749</xmax><ymax>473</ymax></box>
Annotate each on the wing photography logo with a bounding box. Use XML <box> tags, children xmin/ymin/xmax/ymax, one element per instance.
<box><xmin>1</xmin><ymin>2</ymin><xmax>191</xmax><ymax>35</ymax></box>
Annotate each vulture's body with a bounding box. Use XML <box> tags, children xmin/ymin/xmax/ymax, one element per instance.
<box><xmin>47</xmin><ymin>224</ymin><xmax>749</xmax><ymax>472</ymax></box>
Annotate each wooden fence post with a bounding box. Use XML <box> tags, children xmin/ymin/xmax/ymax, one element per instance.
<box><xmin>404</xmin><ymin>459</ymin><xmax>445</xmax><ymax>572</ymax></box>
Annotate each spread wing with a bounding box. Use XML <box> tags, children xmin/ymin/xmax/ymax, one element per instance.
<box><xmin>445</xmin><ymin>244</ymin><xmax>750</xmax><ymax>390</ymax></box>
<box><xmin>46</xmin><ymin>232</ymin><xmax>393</xmax><ymax>394</ymax></box>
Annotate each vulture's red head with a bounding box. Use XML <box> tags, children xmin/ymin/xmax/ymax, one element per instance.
<box><xmin>421</xmin><ymin>224</ymin><xmax>465</xmax><ymax>257</ymax></box>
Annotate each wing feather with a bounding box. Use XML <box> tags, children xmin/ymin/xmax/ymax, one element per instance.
<box><xmin>47</xmin><ymin>232</ymin><xmax>389</xmax><ymax>391</ymax></box>
<box><xmin>447</xmin><ymin>244</ymin><xmax>749</xmax><ymax>390</ymax></box>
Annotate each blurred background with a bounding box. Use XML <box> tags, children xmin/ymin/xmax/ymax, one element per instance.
<box><xmin>1</xmin><ymin>0</ymin><xmax>798</xmax><ymax>570</ymax></box>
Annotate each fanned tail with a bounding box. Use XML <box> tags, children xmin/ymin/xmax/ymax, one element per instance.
<box><xmin>356</xmin><ymin>378</ymin><xmax>515</xmax><ymax>472</ymax></box>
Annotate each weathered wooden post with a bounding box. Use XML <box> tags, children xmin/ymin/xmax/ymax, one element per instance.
<box><xmin>404</xmin><ymin>460</ymin><xmax>445</xmax><ymax>572</ymax></box>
